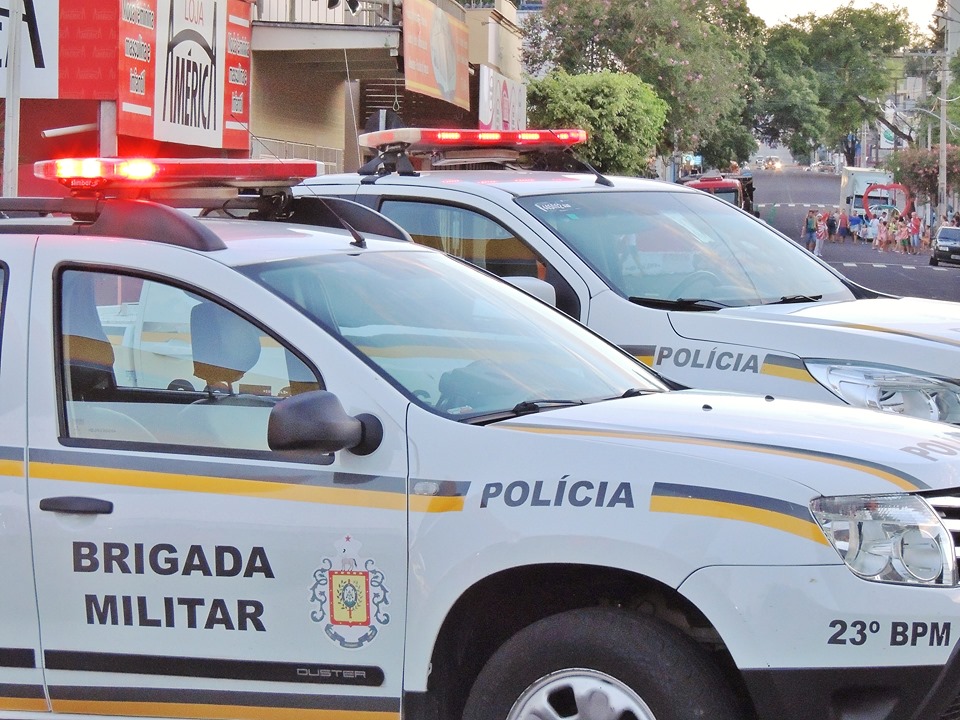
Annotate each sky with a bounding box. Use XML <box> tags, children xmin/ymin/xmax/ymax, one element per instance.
<box><xmin>745</xmin><ymin>0</ymin><xmax>937</xmax><ymax>31</ymax></box>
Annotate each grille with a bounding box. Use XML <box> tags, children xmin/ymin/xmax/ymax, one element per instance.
<box><xmin>921</xmin><ymin>491</ymin><xmax>960</xmax><ymax>720</ymax></box>
<box><xmin>941</xmin><ymin>693</ymin><xmax>960</xmax><ymax>720</ymax></box>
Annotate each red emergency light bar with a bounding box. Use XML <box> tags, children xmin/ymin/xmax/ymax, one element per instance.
<box><xmin>358</xmin><ymin>128</ymin><xmax>588</xmax><ymax>153</ymax></box>
<box><xmin>35</xmin><ymin>157</ymin><xmax>323</xmax><ymax>192</ymax></box>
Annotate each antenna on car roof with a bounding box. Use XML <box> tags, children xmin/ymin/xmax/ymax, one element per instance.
<box><xmin>548</xmin><ymin>130</ymin><xmax>614</xmax><ymax>187</ymax></box>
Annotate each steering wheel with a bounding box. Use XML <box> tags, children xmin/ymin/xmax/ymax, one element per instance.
<box><xmin>667</xmin><ymin>270</ymin><xmax>722</xmax><ymax>299</ymax></box>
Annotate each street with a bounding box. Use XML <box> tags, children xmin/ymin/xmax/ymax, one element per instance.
<box><xmin>753</xmin><ymin>166</ymin><xmax>960</xmax><ymax>301</ymax></box>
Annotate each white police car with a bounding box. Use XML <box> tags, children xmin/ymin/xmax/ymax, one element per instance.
<box><xmin>297</xmin><ymin>128</ymin><xmax>960</xmax><ymax>426</ymax></box>
<box><xmin>5</xmin><ymin>157</ymin><xmax>960</xmax><ymax>720</ymax></box>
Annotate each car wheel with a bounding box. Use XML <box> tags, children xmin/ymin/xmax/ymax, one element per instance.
<box><xmin>930</xmin><ymin>256</ymin><xmax>939</xmax><ymax>266</ymax></box>
<box><xmin>462</xmin><ymin>607</ymin><xmax>741</xmax><ymax>720</ymax></box>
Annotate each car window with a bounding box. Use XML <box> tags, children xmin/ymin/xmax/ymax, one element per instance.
<box><xmin>517</xmin><ymin>191</ymin><xmax>856</xmax><ymax>306</ymax></box>
<box><xmin>58</xmin><ymin>269</ymin><xmax>321</xmax><ymax>452</ymax></box>
<box><xmin>242</xmin><ymin>250</ymin><xmax>661</xmax><ymax>421</ymax></box>
<box><xmin>377</xmin><ymin>199</ymin><xmax>580</xmax><ymax>317</ymax></box>
<box><xmin>938</xmin><ymin>227</ymin><xmax>960</xmax><ymax>241</ymax></box>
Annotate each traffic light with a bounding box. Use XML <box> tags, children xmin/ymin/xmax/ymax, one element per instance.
<box><xmin>328</xmin><ymin>0</ymin><xmax>360</xmax><ymax>14</ymax></box>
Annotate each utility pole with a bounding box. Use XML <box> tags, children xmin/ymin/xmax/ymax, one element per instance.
<box><xmin>940</xmin><ymin>48</ymin><xmax>950</xmax><ymax>221</ymax></box>
<box><xmin>3</xmin><ymin>0</ymin><xmax>22</xmax><ymax>197</ymax></box>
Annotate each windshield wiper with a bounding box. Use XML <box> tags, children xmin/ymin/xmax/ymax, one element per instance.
<box><xmin>628</xmin><ymin>296</ymin><xmax>730</xmax><ymax>311</ymax></box>
<box><xmin>462</xmin><ymin>399</ymin><xmax>587</xmax><ymax>425</ymax></box>
<box><xmin>511</xmin><ymin>399</ymin><xmax>586</xmax><ymax>415</ymax></box>
<box><xmin>770</xmin><ymin>294</ymin><xmax>823</xmax><ymax>305</ymax></box>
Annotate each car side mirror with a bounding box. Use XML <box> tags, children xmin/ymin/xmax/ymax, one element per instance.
<box><xmin>503</xmin><ymin>276</ymin><xmax>557</xmax><ymax>306</ymax></box>
<box><xmin>268</xmin><ymin>390</ymin><xmax>383</xmax><ymax>455</ymax></box>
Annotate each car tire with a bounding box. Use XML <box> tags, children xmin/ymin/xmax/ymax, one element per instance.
<box><xmin>461</xmin><ymin>607</ymin><xmax>741</xmax><ymax>720</ymax></box>
<box><xmin>930</xmin><ymin>256</ymin><xmax>939</xmax><ymax>266</ymax></box>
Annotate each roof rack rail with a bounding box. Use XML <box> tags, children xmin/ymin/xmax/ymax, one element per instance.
<box><xmin>0</xmin><ymin>195</ymin><xmax>411</xmax><ymax>249</ymax></box>
<box><xmin>0</xmin><ymin>198</ymin><xmax>226</xmax><ymax>251</ymax></box>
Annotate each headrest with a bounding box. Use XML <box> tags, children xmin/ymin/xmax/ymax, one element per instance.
<box><xmin>62</xmin><ymin>272</ymin><xmax>114</xmax><ymax>369</ymax></box>
<box><xmin>190</xmin><ymin>301</ymin><xmax>262</xmax><ymax>386</ymax></box>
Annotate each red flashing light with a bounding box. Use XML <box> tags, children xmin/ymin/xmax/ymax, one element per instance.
<box><xmin>34</xmin><ymin>157</ymin><xmax>323</xmax><ymax>193</ymax></box>
<box><xmin>359</xmin><ymin>128</ymin><xmax>588</xmax><ymax>153</ymax></box>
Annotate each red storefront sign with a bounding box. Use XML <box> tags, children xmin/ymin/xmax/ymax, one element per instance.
<box><xmin>0</xmin><ymin>0</ymin><xmax>251</xmax><ymax>150</ymax></box>
<box><xmin>402</xmin><ymin>0</ymin><xmax>469</xmax><ymax>111</ymax></box>
<box><xmin>118</xmin><ymin>0</ymin><xmax>251</xmax><ymax>150</ymax></box>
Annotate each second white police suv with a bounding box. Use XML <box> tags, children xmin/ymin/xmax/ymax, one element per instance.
<box><xmin>298</xmin><ymin>128</ymin><xmax>960</xmax><ymax>427</ymax></box>
<box><xmin>4</xmin><ymin>156</ymin><xmax>960</xmax><ymax>720</ymax></box>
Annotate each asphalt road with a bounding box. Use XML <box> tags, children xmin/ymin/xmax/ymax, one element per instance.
<box><xmin>753</xmin><ymin>167</ymin><xmax>960</xmax><ymax>302</ymax></box>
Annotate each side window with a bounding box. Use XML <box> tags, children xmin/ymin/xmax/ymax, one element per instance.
<box><xmin>59</xmin><ymin>269</ymin><xmax>321</xmax><ymax>452</ymax></box>
<box><xmin>379</xmin><ymin>199</ymin><xmax>543</xmax><ymax>278</ymax></box>
<box><xmin>378</xmin><ymin>199</ymin><xmax>580</xmax><ymax>317</ymax></box>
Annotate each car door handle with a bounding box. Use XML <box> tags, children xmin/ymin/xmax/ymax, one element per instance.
<box><xmin>39</xmin><ymin>496</ymin><xmax>114</xmax><ymax>514</ymax></box>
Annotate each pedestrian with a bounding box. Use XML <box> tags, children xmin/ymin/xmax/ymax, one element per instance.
<box><xmin>876</xmin><ymin>219</ymin><xmax>888</xmax><ymax>252</ymax></box>
<box><xmin>849</xmin><ymin>212</ymin><xmax>862</xmax><ymax>243</ymax></box>
<box><xmin>814</xmin><ymin>211</ymin><xmax>828</xmax><ymax>257</ymax></box>
<box><xmin>802</xmin><ymin>209</ymin><xmax>817</xmax><ymax>252</ymax></box>
<box><xmin>862</xmin><ymin>214</ymin><xmax>878</xmax><ymax>248</ymax></box>
<box><xmin>838</xmin><ymin>209</ymin><xmax>850</xmax><ymax>244</ymax></box>
<box><xmin>897</xmin><ymin>218</ymin><xmax>910</xmax><ymax>253</ymax></box>
<box><xmin>827</xmin><ymin>211</ymin><xmax>837</xmax><ymax>242</ymax></box>
<box><xmin>908</xmin><ymin>211</ymin><xmax>921</xmax><ymax>255</ymax></box>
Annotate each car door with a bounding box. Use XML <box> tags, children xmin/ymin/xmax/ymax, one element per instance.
<box><xmin>27</xmin><ymin>237</ymin><xmax>409</xmax><ymax>719</ymax></box>
<box><xmin>0</xmin><ymin>243</ymin><xmax>49</xmax><ymax>713</ymax></box>
<box><xmin>358</xmin><ymin>187</ymin><xmax>592</xmax><ymax>321</ymax></box>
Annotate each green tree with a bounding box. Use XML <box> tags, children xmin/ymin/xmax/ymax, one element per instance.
<box><xmin>885</xmin><ymin>145</ymin><xmax>960</xmax><ymax>206</ymax></box>
<box><xmin>523</xmin><ymin>0</ymin><xmax>753</xmax><ymax>159</ymax></box>
<box><xmin>526</xmin><ymin>70</ymin><xmax>668</xmax><ymax>175</ymax></box>
<box><xmin>753</xmin><ymin>25</ymin><xmax>828</xmax><ymax>157</ymax></box>
<box><xmin>783</xmin><ymin>5</ymin><xmax>912</xmax><ymax>165</ymax></box>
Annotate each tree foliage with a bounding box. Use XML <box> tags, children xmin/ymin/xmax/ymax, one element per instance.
<box><xmin>522</xmin><ymin>0</ymin><xmax>930</xmax><ymax>170</ymax></box>
<box><xmin>523</xmin><ymin>0</ymin><xmax>757</xmax><ymax>157</ymax></box>
<box><xmin>885</xmin><ymin>146</ymin><xmax>960</xmax><ymax>204</ymax></box>
<box><xmin>753</xmin><ymin>26</ymin><xmax>828</xmax><ymax>156</ymax></box>
<box><xmin>526</xmin><ymin>70</ymin><xmax>667</xmax><ymax>175</ymax></box>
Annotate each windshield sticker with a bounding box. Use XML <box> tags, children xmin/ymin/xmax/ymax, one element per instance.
<box><xmin>534</xmin><ymin>201</ymin><xmax>575</xmax><ymax>213</ymax></box>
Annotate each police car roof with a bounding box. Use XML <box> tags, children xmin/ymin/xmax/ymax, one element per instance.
<box><xmin>192</xmin><ymin>217</ymin><xmax>432</xmax><ymax>267</ymax></box>
<box><xmin>300</xmin><ymin>171</ymin><xmax>683</xmax><ymax>198</ymax></box>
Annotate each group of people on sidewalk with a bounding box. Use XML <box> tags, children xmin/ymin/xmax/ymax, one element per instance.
<box><xmin>802</xmin><ymin>208</ymin><xmax>926</xmax><ymax>257</ymax></box>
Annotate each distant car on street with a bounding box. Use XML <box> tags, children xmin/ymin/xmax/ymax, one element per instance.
<box><xmin>930</xmin><ymin>225</ymin><xmax>960</xmax><ymax>267</ymax></box>
<box><xmin>806</xmin><ymin>160</ymin><xmax>835</xmax><ymax>174</ymax></box>
<box><xmin>762</xmin><ymin>156</ymin><xmax>782</xmax><ymax>170</ymax></box>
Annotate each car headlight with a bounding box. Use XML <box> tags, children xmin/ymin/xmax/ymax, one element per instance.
<box><xmin>811</xmin><ymin>494</ymin><xmax>956</xmax><ymax>585</ymax></box>
<box><xmin>806</xmin><ymin>362</ymin><xmax>960</xmax><ymax>423</ymax></box>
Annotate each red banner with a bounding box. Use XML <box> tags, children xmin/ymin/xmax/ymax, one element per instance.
<box><xmin>59</xmin><ymin>0</ymin><xmax>118</xmax><ymax>99</ymax></box>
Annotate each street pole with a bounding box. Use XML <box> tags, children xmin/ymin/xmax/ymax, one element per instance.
<box><xmin>940</xmin><ymin>47</ymin><xmax>949</xmax><ymax>222</ymax></box>
<box><xmin>3</xmin><ymin>0</ymin><xmax>22</xmax><ymax>197</ymax></box>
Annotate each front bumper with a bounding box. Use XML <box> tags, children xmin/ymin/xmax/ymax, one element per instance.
<box><xmin>742</xmin><ymin>663</ymin><xmax>958</xmax><ymax>720</ymax></box>
<box><xmin>680</xmin><ymin>564</ymin><xmax>960</xmax><ymax>720</ymax></box>
<box><xmin>933</xmin><ymin>247</ymin><xmax>960</xmax><ymax>265</ymax></box>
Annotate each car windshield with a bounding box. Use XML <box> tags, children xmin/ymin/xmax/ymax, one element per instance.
<box><xmin>938</xmin><ymin>227</ymin><xmax>960</xmax><ymax>242</ymax></box>
<box><xmin>516</xmin><ymin>191</ymin><xmax>855</xmax><ymax>307</ymax></box>
<box><xmin>241</xmin><ymin>249</ymin><xmax>664</xmax><ymax>421</ymax></box>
